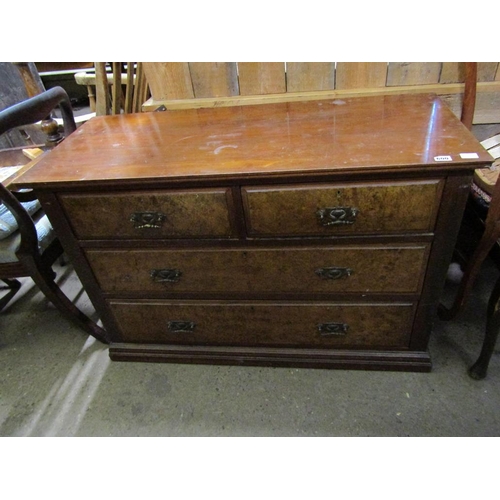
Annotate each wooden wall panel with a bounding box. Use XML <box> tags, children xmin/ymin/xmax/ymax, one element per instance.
<box><xmin>188</xmin><ymin>62</ymin><xmax>239</xmax><ymax>98</ymax></box>
<box><xmin>237</xmin><ymin>62</ymin><xmax>286</xmax><ymax>95</ymax></box>
<box><xmin>142</xmin><ymin>62</ymin><xmax>193</xmax><ymax>100</ymax></box>
<box><xmin>441</xmin><ymin>62</ymin><xmax>499</xmax><ymax>84</ymax></box>
<box><xmin>335</xmin><ymin>62</ymin><xmax>387</xmax><ymax>89</ymax></box>
<box><xmin>140</xmin><ymin>62</ymin><xmax>500</xmax><ymax>124</ymax></box>
<box><xmin>386</xmin><ymin>62</ymin><xmax>441</xmax><ymax>86</ymax></box>
<box><xmin>478</xmin><ymin>62</ymin><xmax>499</xmax><ymax>81</ymax></box>
<box><xmin>440</xmin><ymin>62</ymin><xmax>464</xmax><ymax>83</ymax></box>
<box><xmin>286</xmin><ymin>62</ymin><xmax>336</xmax><ymax>92</ymax></box>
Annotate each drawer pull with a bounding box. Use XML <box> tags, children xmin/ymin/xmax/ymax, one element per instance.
<box><xmin>130</xmin><ymin>211</ymin><xmax>166</xmax><ymax>229</ymax></box>
<box><xmin>167</xmin><ymin>321</ymin><xmax>196</xmax><ymax>333</ymax></box>
<box><xmin>318</xmin><ymin>323</ymin><xmax>349</xmax><ymax>336</ymax></box>
<box><xmin>315</xmin><ymin>267</ymin><xmax>353</xmax><ymax>280</ymax></box>
<box><xmin>151</xmin><ymin>268</ymin><xmax>182</xmax><ymax>283</ymax></box>
<box><xmin>317</xmin><ymin>207</ymin><xmax>358</xmax><ymax>226</ymax></box>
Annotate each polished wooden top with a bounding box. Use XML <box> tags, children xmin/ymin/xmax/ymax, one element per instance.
<box><xmin>14</xmin><ymin>94</ymin><xmax>492</xmax><ymax>188</ymax></box>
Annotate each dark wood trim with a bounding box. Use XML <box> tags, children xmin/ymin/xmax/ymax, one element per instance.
<box><xmin>109</xmin><ymin>343</ymin><xmax>432</xmax><ymax>372</ymax></box>
<box><xmin>14</xmin><ymin>165</ymin><xmax>489</xmax><ymax>192</ymax></box>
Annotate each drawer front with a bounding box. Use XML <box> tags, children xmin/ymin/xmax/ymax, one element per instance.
<box><xmin>109</xmin><ymin>300</ymin><xmax>415</xmax><ymax>348</ymax></box>
<box><xmin>59</xmin><ymin>188</ymin><xmax>235</xmax><ymax>239</ymax></box>
<box><xmin>87</xmin><ymin>244</ymin><xmax>429</xmax><ymax>295</ymax></box>
<box><xmin>242</xmin><ymin>179</ymin><xmax>443</xmax><ymax>237</ymax></box>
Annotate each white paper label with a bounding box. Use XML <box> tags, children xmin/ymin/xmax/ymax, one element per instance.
<box><xmin>434</xmin><ymin>155</ymin><xmax>452</xmax><ymax>162</ymax></box>
<box><xmin>460</xmin><ymin>152</ymin><xmax>480</xmax><ymax>159</ymax></box>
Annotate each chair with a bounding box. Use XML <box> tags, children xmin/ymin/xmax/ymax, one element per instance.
<box><xmin>75</xmin><ymin>62</ymin><xmax>150</xmax><ymax>116</ymax></box>
<box><xmin>0</xmin><ymin>86</ymin><xmax>108</xmax><ymax>344</ymax></box>
<box><xmin>438</xmin><ymin>62</ymin><xmax>500</xmax><ymax>379</ymax></box>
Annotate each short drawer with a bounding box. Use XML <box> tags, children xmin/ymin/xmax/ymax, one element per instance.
<box><xmin>86</xmin><ymin>244</ymin><xmax>429</xmax><ymax>295</ymax></box>
<box><xmin>108</xmin><ymin>300</ymin><xmax>416</xmax><ymax>349</ymax></box>
<box><xmin>59</xmin><ymin>188</ymin><xmax>235</xmax><ymax>239</ymax></box>
<box><xmin>241</xmin><ymin>179</ymin><xmax>443</xmax><ymax>237</ymax></box>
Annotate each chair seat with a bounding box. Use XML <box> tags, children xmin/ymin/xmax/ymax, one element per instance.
<box><xmin>0</xmin><ymin>196</ymin><xmax>41</xmax><ymax>239</ymax></box>
<box><xmin>0</xmin><ymin>212</ymin><xmax>55</xmax><ymax>263</ymax></box>
<box><xmin>470</xmin><ymin>181</ymin><xmax>491</xmax><ymax>215</ymax></box>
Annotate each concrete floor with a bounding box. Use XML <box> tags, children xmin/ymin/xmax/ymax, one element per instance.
<box><xmin>1</xmin><ymin>256</ymin><xmax>500</xmax><ymax>437</ymax></box>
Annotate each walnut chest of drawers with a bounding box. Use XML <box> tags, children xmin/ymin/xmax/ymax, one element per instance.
<box><xmin>14</xmin><ymin>94</ymin><xmax>493</xmax><ymax>371</ymax></box>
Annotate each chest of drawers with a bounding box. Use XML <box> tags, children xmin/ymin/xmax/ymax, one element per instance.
<box><xmin>14</xmin><ymin>94</ymin><xmax>493</xmax><ymax>371</ymax></box>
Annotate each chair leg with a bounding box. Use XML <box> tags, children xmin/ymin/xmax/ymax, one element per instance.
<box><xmin>469</xmin><ymin>274</ymin><xmax>500</xmax><ymax>379</ymax></box>
<box><xmin>0</xmin><ymin>279</ymin><xmax>22</xmax><ymax>311</ymax></box>
<box><xmin>27</xmin><ymin>263</ymin><xmax>109</xmax><ymax>344</ymax></box>
<box><xmin>439</xmin><ymin>223</ymin><xmax>500</xmax><ymax>321</ymax></box>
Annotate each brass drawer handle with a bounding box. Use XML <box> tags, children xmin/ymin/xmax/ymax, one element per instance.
<box><xmin>151</xmin><ymin>268</ymin><xmax>182</xmax><ymax>283</ymax></box>
<box><xmin>316</xmin><ymin>207</ymin><xmax>358</xmax><ymax>226</ymax></box>
<box><xmin>130</xmin><ymin>211</ymin><xmax>166</xmax><ymax>229</ymax></box>
<box><xmin>315</xmin><ymin>267</ymin><xmax>353</xmax><ymax>280</ymax></box>
<box><xmin>318</xmin><ymin>323</ymin><xmax>349</xmax><ymax>336</ymax></box>
<box><xmin>167</xmin><ymin>321</ymin><xmax>196</xmax><ymax>333</ymax></box>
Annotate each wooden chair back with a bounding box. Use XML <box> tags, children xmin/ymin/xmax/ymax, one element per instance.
<box><xmin>94</xmin><ymin>62</ymin><xmax>150</xmax><ymax>116</ymax></box>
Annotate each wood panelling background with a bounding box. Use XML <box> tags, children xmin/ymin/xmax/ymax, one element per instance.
<box><xmin>142</xmin><ymin>62</ymin><xmax>500</xmax><ymax>124</ymax></box>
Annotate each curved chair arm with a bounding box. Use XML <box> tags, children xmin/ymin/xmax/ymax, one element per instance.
<box><xmin>0</xmin><ymin>86</ymin><xmax>76</xmax><ymax>138</ymax></box>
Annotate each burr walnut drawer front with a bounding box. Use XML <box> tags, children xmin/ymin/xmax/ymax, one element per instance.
<box><xmin>108</xmin><ymin>300</ymin><xmax>416</xmax><ymax>349</ymax></box>
<box><xmin>241</xmin><ymin>179</ymin><xmax>444</xmax><ymax>237</ymax></box>
<box><xmin>86</xmin><ymin>244</ymin><xmax>430</xmax><ymax>295</ymax></box>
<box><xmin>59</xmin><ymin>188</ymin><xmax>235</xmax><ymax>240</ymax></box>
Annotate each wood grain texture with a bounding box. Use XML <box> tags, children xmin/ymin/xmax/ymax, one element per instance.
<box><xmin>141</xmin><ymin>83</ymin><xmax>500</xmax><ymax>124</ymax></box>
<box><xmin>94</xmin><ymin>62</ymin><xmax>109</xmax><ymax>116</ymax></box>
<box><xmin>286</xmin><ymin>63</ymin><xmax>336</xmax><ymax>92</ymax></box>
<box><xmin>242</xmin><ymin>180</ymin><xmax>443</xmax><ymax>236</ymax></box>
<box><xmin>335</xmin><ymin>62</ymin><xmax>387</xmax><ymax>89</ymax></box>
<box><xmin>60</xmin><ymin>189</ymin><xmax>235</xmax><ymax>239</ymax></box>
<box><xmin>142</xmin><ymin>62</ymin><xmax>193</xmax><ymax>100</ymax></box>
<box><xmin>111</xmin><ymin>62</ymin><xmax>122</xmax><ymax>115</ymax></box>
<box><xmin>237</xmin><ymin>62</ymin><xmax>286</xmax><ymax>95</ymax></box>
<box><xmin>109</xmin><ymin>342</ymin><xmax>432</xmax><ymax>370</ymax></box>
<box><xmin>441</xmin><ymin>62</ymin><xmax>499</xmax><ymax>84</ymax></box>
<box><xmin>15</xmin><ymin>95</ymin><xmax>493</xmax><ymax>189</ymax></box>
<box><xmin>14</xmin><ymin>88</ymin><xmax>490</xmax><ymax>372</ymax></box>
<box><xmin>440</xmin><ymin>82</ymin><xmax>500</xmax><ymax>124</ymax></box>
<box><xmin>109</xmin><ymin>300</ymin><xmax>415</xmax><ymax>349</ymax></box>
<box><xmin>188</xmin><ymin>62</ymin><xmax>238</xmax><ymax>98</ymax></box>
<box><xmin>440</xmin><ymin>62</ymin><xmax>464</xmax><ymax>83</ymax></box>
<box><xmin>477</xmin><ymin>63</ymin><xmax>499</xmax><ymax>82</ymax></box>
<box><xmin>86</xmin><ymin>244</ymin><xmax>429</xmax><ymax>295</ymax></box>
<box><xmin>386</xmin><ymin>62</ymin><xmax>441</xmax><ymax>86</ymax></box>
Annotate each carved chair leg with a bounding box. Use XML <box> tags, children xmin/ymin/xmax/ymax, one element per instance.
<box><xmin>469</xmin><ymin>274</ymin><xmax>500</xmax><ymax>379</ymax></box>
<box><xmin>0</xmin><ymin>278</ymin><xmax>22</xmax><ymax>311</ymax></box>
<box><xmin>25</xmin><ymin>261</ymin><xmax>109</xmax><ymax>344</ymax></box>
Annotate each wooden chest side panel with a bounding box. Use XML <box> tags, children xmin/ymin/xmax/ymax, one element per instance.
<box><xmin>59</xmin><ymin>188</ymin><xmax>235</xmax><ymax>239</ymax></box>
<box><xmin>242</xmin><ymin>179</ymin><xmax>443</xmax><ymax>237</ymax></box>
<box><xmin>108</xmin><ymin>300</ymin><xmax>416</xmax><ymax>349</ymax></box>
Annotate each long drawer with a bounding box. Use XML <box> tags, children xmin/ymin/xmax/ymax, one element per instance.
<box><xmin>241</xmin><ymin>179</ymin><xmax>443</xmax><ymax>237</ymax></box>
<box><xmin>108</xmin><ymin>300</ymin><xmax>416</xmax><ymax>348</ymax></box>
<box><xmin>59</xmin><ymin>188</ymin><xmax>235</xmax><ymax>239</ymax></box>
<box><xmin>86</xmin><ymin>244</ymin><xmax>430</xmax><ymax>295</ymax></box>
